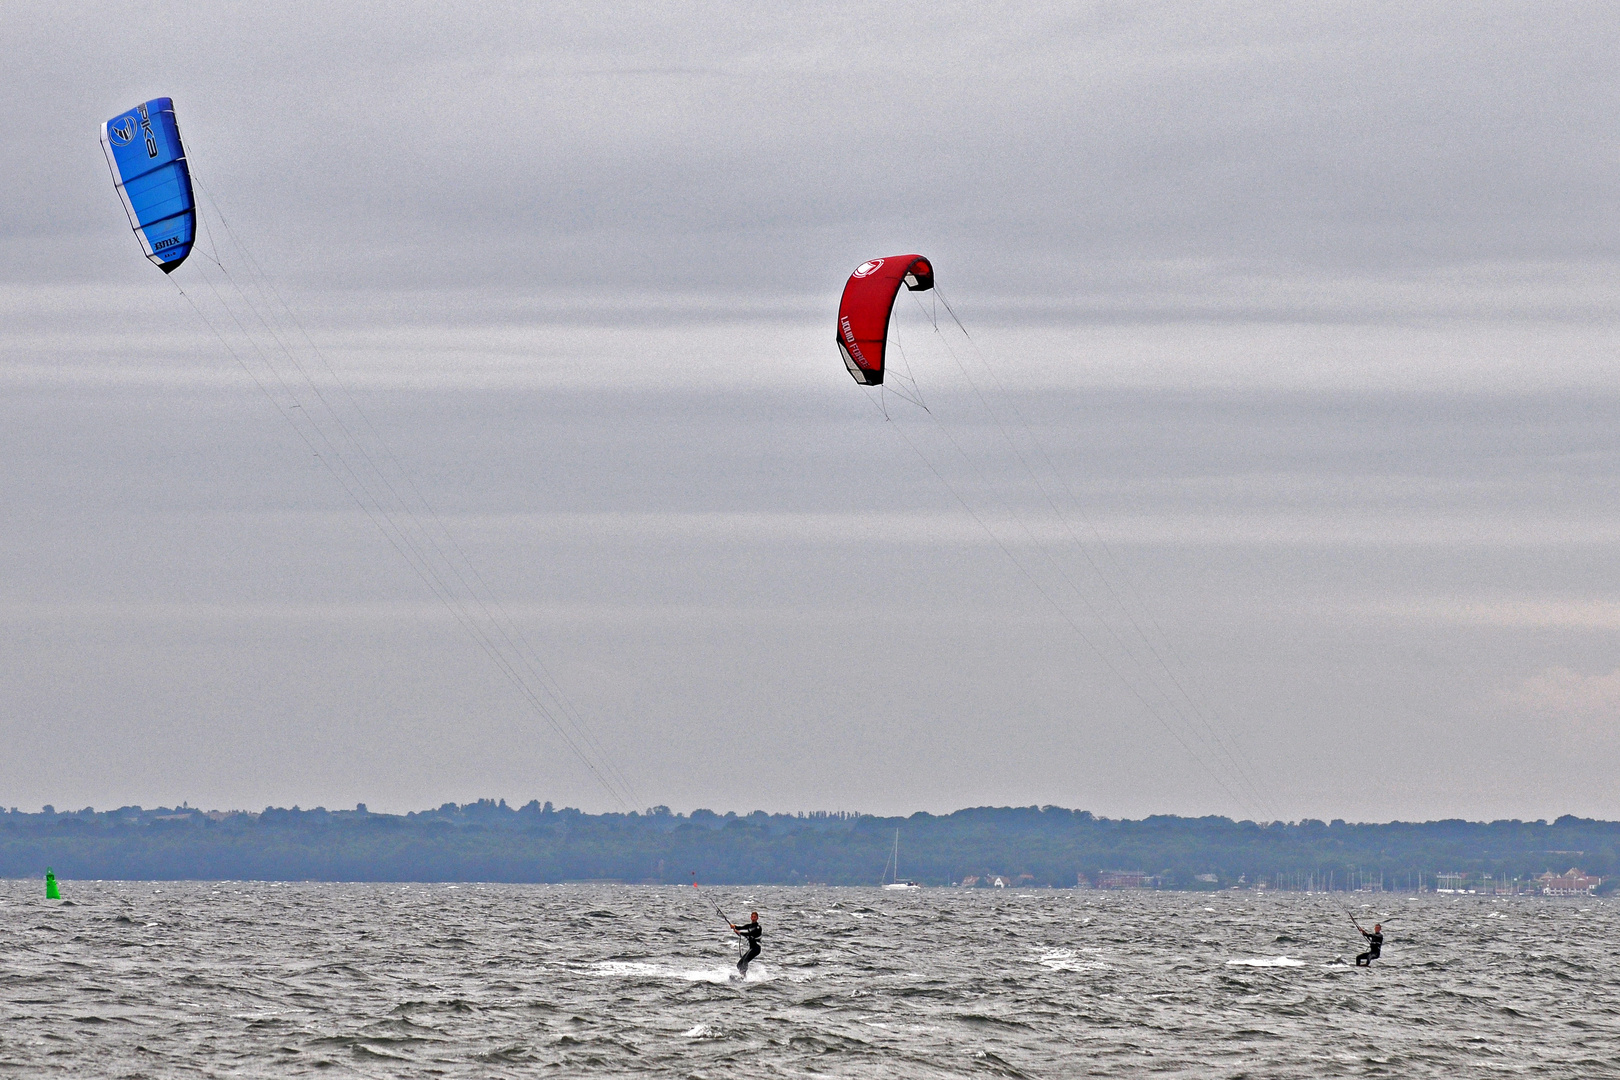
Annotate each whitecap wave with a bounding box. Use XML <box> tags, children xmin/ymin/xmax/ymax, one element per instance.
<box><xmin>1037</xmin><ymin>948</ymin><xmax>1110</xmax><ymax>972</ymax></box>
<box><xmin>1225</xmin><ymin>956</ymin><xmax>1305</xmax><ymax>967</ymax></box>
<box><xmin>592</xmin><ymin>960</ymin><xmax>787</xmax><ymax>984</ymax></box>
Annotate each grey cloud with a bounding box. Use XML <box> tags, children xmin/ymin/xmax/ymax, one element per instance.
<box><xmin>6</xmin><ymin>381</ymin><xmax>1620</xmax><ymax>818</ymax></box>
<box><xmin>6</xmin><ymin>2</ymin><xmax>1617</xmax><ymax>301</ymax></box>
<box><xmin>4</xmin><ymin>3</ymin><xmax>1620</xmax><ymax>821</ymax></box>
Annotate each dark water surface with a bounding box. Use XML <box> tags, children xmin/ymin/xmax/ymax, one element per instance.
<box><xmin>1</xmin><ymin>882</ymin><xmax>1615</xmax><ymax>1077</ymax></box>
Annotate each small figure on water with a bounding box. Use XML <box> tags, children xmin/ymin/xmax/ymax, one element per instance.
<box><xmin>1354</xmin><ymin>922</ymin><xmax>1383</xmax><ymax>966</ymax></box>
<box><xmin>730</xmin><ymin>911</ymin><xmax>762</xmax><ymax>977</ymax></box>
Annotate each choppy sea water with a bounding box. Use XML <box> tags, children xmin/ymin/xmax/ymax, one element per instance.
<box><xmin>1</xmin><ymin>882</ymin><xmax>1615</xmax><ymax>1077</ymax></box>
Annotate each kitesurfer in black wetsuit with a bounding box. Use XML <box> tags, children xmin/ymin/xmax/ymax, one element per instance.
<box><xmin>730</xmin><ymin>911</ymin><xmax>762</xmax><ymax>976</ymax></box>
<box><xmin>1355</xmin><ymin>922</ymin><xmax>1383</xmax><ymax>966</ymax></box>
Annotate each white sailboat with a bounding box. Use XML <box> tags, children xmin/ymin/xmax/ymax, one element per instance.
<box><xmin>882</xmin><ymin>828</ymin><xmax>921</xmax><ymax>890</ymax></box>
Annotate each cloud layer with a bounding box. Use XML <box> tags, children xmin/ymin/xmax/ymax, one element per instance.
<box><xmin>3</xmin><ymin>2</ymin><xmax>1620</xmax><ymax>819</ymax></box>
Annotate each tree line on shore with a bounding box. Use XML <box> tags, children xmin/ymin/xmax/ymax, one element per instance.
<box><xmin>2</xmin><ymin>801</ymin><xmax>1614</xmax><ymax>890</ymax></box>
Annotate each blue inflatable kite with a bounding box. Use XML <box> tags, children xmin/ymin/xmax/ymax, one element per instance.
<box><xmin>101</xmin><ymin>98</ymin><xmax>194</xmax><ymax>273</ymax></box>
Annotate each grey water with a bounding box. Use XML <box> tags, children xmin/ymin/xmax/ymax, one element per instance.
<box><xmin>1</xmin><ymin>882</ymin><xmax>1615</xmax><ymax>1077</ymax></box>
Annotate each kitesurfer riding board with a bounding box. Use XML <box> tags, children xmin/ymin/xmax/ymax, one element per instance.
<box><xmin>1354</xmin><ymin>921</ymin><xmax>1383</xmax><ymax>967</ymax></box>
<box><xmin>730</xmin><ymin>911</ymin><xmax>762</xmax><ymax>979</ymax></box>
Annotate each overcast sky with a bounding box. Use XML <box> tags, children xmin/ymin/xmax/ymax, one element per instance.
<box><xmin>4</xmin><ymin>1</ymin><xmax>1620</xmax><ymax>821</ymax></box>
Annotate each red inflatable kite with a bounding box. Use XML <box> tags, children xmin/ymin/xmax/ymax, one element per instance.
<box><xmin>835</xmin><ymin>255</ymin><xmax>934</xmax><ymax>385</ymax></box>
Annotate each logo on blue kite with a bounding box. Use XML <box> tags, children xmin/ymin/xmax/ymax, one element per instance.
<box><xmin>109</xmin><ymin>116</ymin><xmax>137</xmax><ymax>146</ymax></box>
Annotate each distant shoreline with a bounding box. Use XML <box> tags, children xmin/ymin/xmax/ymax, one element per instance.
<box><xmin>4</xmin><ymin>802</ymin><xmax>1612</xmax><ymax>893</ymax></box>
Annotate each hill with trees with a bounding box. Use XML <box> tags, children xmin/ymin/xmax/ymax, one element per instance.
<box><xmin>2</xmin><ymin>802</ymin><xmax>1613</xmax><ymax>890</ymax></box>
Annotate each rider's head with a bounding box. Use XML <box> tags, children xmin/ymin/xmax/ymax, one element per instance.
<box><xmin>750</xmin><ymin>911</ymin><xmax>759</xmax><ymax>921</ymax></box>
<box><xmin>1374</xmin><ymin>924</ymin><xmax>1381</xmax><ymax>932</ymax></box>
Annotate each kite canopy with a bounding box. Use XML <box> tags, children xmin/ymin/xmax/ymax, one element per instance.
<box><xmin>835</xmin><ymin>255</ymin><xmax>934</xmax><ymax>385</ymax></box>
<box><xmin>101</xmin><ymin>98</ymin><xmax>195</xmax><ymax>273</ymax></box>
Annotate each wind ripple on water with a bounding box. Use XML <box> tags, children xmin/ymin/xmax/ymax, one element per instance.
<box><xmin>0</xmin><ymin>882</ymin><xmax>1614</xmax><ymax>1076</ymax></box>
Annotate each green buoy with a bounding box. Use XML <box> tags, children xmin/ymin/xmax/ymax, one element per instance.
<box><xmin>45</xmin><ymin>868</ymin><xmax>61</xmax><ymax>900</ymax></box>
